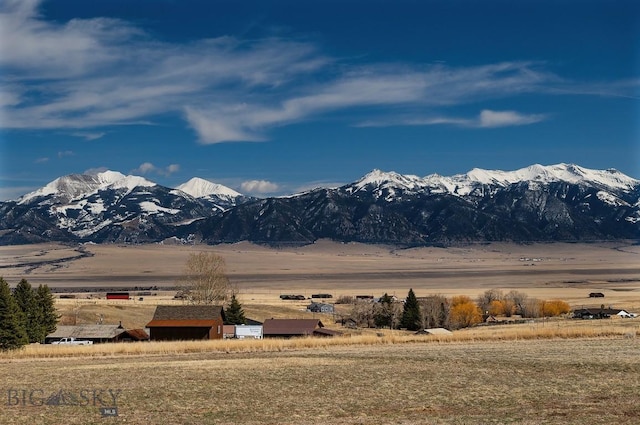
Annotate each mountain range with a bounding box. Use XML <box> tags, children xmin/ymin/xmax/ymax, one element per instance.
<box><xmin>1</xmin><ymin>164</ymin><xmax>638</xmax><ymax>246</ymax></box>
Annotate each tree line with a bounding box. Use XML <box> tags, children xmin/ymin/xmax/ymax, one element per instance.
<box><xmin>0</xmin><ymin>278</ymin><xmax>58</xmax><ymax>351</ymax></box>
<box><xmin>348</xmin><ymin>288</ymin><xmax>571</xmax><ymax>331</ymax></box>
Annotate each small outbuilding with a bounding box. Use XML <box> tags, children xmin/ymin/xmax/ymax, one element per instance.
<box><xmin>415</xmin><ymin>328</ymin><xmax>453</xmax><ymax>336</ymax></box>
<box><xmin>307</xmin><ymin>302</ymin><xmax>335</xmax><ymax>314</ymax></box>
<box><xmin>263</xmin><ymin>319</ymin><xmax>340</xmax><ymax>338</ymax></box>
<box><xmin>45</xmin><ymin>324</ymin><xmax>148</xmax><ymax>344</ymax></box>
<box><xmin>146</xmin><ymin>305</ymin><xmax>225</xmax><ymax>341</ymax></box>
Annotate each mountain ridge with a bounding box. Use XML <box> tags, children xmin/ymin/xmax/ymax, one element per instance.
<box><xmin>1</xmin><ymin>163</ymin><xmax>638</xmax><ymax>246</ymax></box>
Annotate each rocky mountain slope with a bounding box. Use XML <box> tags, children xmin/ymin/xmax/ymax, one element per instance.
<box><xmin>1</xmin><ymin>164</ymin><xmax>638</xmax><ymax>246</ymax></box>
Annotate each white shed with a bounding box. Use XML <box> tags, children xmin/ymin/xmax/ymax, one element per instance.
<box><xmin>235</xmin><ymin>325</ymin><xmax>263</xmax><ymax>339</ymax></box>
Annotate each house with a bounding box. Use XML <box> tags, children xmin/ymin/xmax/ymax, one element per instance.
<box><xmin>307</xmin><ymin>302</ymin><xmax>335</xmax><ymax>314</ymax></box>
<box><xmin>45</xmin><ymin>324</ymin><xmax>148</xmax><ymax>344</ymax></box>
<box><xmin>146</xmin><ymin>305</ymin><xmax>226</xmax><ymax>341</ymax></box>
<box><xmin>263</xmin><ymin>319</ymin><xmax>340</xmax><ymax>338</ymax></box>
<box><xmin>572</xmin><ymin>307</ymin><xmax>633</xmax><ymax>320</ymax></box>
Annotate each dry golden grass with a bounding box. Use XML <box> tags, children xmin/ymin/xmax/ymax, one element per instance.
<box><xmin>2</xmin><ymin>318</ymin><xmax>638</xmax><ymax>360</ymax></box>
<box><xmin>1</xmin><ymin>241</ymin><xmax>640</xmax><ymax>423</ymax></box>
<box><xmin>1</xmin><ymin>335</ymin><xmax>639</xmax><ymax>424</ymax></box>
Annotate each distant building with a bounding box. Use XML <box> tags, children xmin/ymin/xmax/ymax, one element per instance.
<box><xmin>45</xmin><ymin>324</ymin><xmax>148</xmax><ymax>344</ymax></box>
<box><xmin>572</xmin><ymin>307</ymin><xmax>633</xmax><ymax>319</ymax></box>
<box><xmin>106</xmin><ymin>292</ymin><xmax>130</xmax><ymax>300</ymax></box>
<box><xmin>307</xmin><ymin>302</ymin><xmax>334</xmax><ymax>314</ymax></box>
<box><xmin>263</xmin><ymin>319</ymin><xmax>340</xmax><ymax>338</ymax></box>
<box><xmin>146</xmin><ymin>305</ymin><xmax>225</xmax><ymax>341</ymax></box>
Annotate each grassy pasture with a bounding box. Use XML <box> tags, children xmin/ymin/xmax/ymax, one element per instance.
<box><xmin>1</xmin><ymin>333</ymin><xmax>639</xmax><ymax>424</ymax></box>
<box><xmin>2</xmin><ymin>241</ymin><xmax>639</xmax><ymax>423</ymax></box>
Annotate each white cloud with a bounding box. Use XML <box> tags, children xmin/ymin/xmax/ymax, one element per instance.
<box><xmin>356</xmin><ymin>109</ymin><xmax>546</xmax><ymax>129</ymax></box>
<box><xmin>478</xmin><ymin>109</ymin><xmax>545</xmax><ymax>128</ymax></box>
<box><xmin>57</xmin><ymin>150</ymin><xmax>74</xmax><ymax>158</ymax></box>
<box><xmin>0</xmin><ymin>1</ymin><xmax>629</xmax><ymax>144</ymax></box>
<box><xmin>70</xmin><ymin>131</ymin><xmax>106</xmax><ymax>141</ymax></box>
<box><xmin>241</xmin><ymin>180</ymin><xmax>279</xmax><ymax>194</ymax></box>
<box><xmin>132</xmin><ymin>162</ymin><xmax>180</xmax><ymax>176</ymax></box>
<box><xmin>34</xmin><ymin>157</ymin><xmax>49</xmax><ymax>163</ymax></box>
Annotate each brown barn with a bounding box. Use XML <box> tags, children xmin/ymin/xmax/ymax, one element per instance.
<box><xmin>146</xmin><ymin>305</ymin><xmax>225</xmax><ymax>341</ymax></box>
<box><xmin>263</xmin><ymin>319</ymin><xmax>340</xmax><ymax>338</ymax></box>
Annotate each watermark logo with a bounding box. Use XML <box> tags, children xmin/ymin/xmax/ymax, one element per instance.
<box><xmin>7</xmin><ymin>388</ymin><xmax>120</xmax><ymax>416</ymax></box>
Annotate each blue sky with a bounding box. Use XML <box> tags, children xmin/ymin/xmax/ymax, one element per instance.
<box><xmin>0</xmin><ymin>0</ymin><xmax>638</xmax><ymax>200</ymax></box>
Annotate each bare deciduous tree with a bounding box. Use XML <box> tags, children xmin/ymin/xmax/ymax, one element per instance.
<box><xmin>419</xmin><ymin>295</ymin><xmax>450</xmax><ymax>329</ymax></box>
<box><xmin>178</xmin><ymin>252</ymin><xmax>232</xmax><ymax>305</ymax></box>
<box><xmin>477</xmin><ymin>289</ymin><xmax>504</xmax><ymax>313</ymax></box>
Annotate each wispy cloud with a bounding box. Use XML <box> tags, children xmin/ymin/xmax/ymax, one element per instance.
<box><xmin>240</xmin><ymin>180</ymin><xmax>279</xmax><ymax>194</ymax></box>
<box><xmin>357</xmin><ymin>109</ymin><xmax>546</xmax><ymax>129</ymax></box>
<box><xmin>57</xmin><ymin>150</ymin><xmax>74</xmax><ymax>158</ymax></box>
<box><xmin>478</xmin><ymin>110</ymin><xmax>545</xmax><ymax>128</ymax></box>
<box><xmin>70</xmin><ymin>131</ymin><xmax>106</xmax><ymax>141</ymax></box>
<box><xmin>132</xmin><ymin>162</ymin><xmax>180</xmax><ymax>177</ymax></box>
<box><xmin>0</xmin><ymin>0</ymin><xmax>633</xmax><ymax>144</ymax></box>
<box><xmin>34</xmin><ymin>157</ymin><xmax>49</xmax><ymax>163</ymax></box>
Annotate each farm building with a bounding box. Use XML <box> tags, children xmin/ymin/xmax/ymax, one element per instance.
<box><xmin>572</xmin><ymin>308</ymin><xmax>634</xmax><ymax>319</ymax></box>
<box><xmin>106</xmin><ymin>292</ymin><xmax>130</xmax><ymax>300</ymax></box>
<box><xmin>146</xmin><ymin>305</ymin><xmax>226</xmax><ymax>341</ymax></box>
<box><xmin>307</xmin><ymin>302</ymin><xmax>335</xmax><ymax>313</ymax></box>
<box><xmin>235</xmin><ymin>325</ymin><xmax>263</xmax><ymax>339</ymax></box>
<box><xmin>263</xmin><ymin>319</ymin><xmax>340</xmax><ymax>338</ymax></box>
<box><xmin>45</xmin><ymin>324</ymin><xmax>148</xmax><ymax>344</ymax></box>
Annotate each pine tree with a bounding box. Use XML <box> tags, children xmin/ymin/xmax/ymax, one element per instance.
<box><xmin>225</xmin><ymin>294</ymin><xmax>246</xmax><ymax>325</ymax></box>
<box><xmin>35</xmin><ymin>284</ymin><xmax>58</xmax><ymax>343</ymax></box>
<box><xmin>0</xmin><ymin>277</ymin><xmax>28</xmax><ymax>350</ymax></box>
<box><xmin>400</xmin><ymin>288</ymin><xmax>421</xmax><ymax>331</ymax></box>
<box><xmin>13</xmin><ymin>279</ymin><xmax>39</xmax><ymax>343</ymax></box>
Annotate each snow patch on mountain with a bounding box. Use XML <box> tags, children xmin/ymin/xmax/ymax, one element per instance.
<box><xmin>174</xmin><ymin>177</ymin><xmax>241</xmax><ymax>199</ymax></box>
<box><xmin>139</xmin><ymin>201</ymin><xmax>180</xmax><ymax>215</ymax></box>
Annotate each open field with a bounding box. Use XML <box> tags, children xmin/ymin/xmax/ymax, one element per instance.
<box><xmin>1</xmin><ymin>240</ymin><xmax>640</xmax><ymax>308</ymax></box>
<box><xmin>2</xmin><ymin>241</ymin><xmax>640</xmax><ymax>423</ymax></box>
<box><xmin>1</xmin><ymin>333</ymin><xmax>640</xmax><ymax>424</ymax></box>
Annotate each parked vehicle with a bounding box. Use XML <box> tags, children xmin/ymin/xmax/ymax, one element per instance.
<box><xmin>51</xmin><ymin>337</ymin><xmax>93</xmax><ymax>345</ymax></box>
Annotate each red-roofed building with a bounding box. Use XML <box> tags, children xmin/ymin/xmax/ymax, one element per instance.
<box><xmin>146</xmin><ymin>305</ymin><xmax>225</xmax><ymax>341</ymax></box>
<box><xmin>262</xmin><ymin>319</ymin><xmax>340</xmax><ymax>338</ymax></box>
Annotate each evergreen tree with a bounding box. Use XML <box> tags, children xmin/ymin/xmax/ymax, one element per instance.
<box><xmin>0</xmin><ymin>277</ymin><xmax>28</xmax><ymax>350</ymax></box>
<box><xmin>225</xmin><ymin>294</ymin><xmax>246</xmax><ymax>325</ymax></box>
<box><xmin>13</xmin><ymin>279</ymin><xmax>39</xmax><ymax>343</ymax></box>
<box><xmin>400</xmin><ymin>288</ymin><xmax>421</xmax><ymax>331</ymax></box>
<box><xmin>35</xmin><ymin>284</ymin><xmax>58</xmax><ymax>343</ymax></box>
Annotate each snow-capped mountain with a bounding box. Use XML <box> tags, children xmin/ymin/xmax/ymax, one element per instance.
<box><xmin>173</xmin><ymin>178</ymin><xmax>248</xmax><ymax>212</ymax></box>
<box><xmin>185</xmin><ymin>163</ymin><xmax>640</xmax><ymax>246</ymax></box>
<box><xmin>348</xmin><ymin>163</ymin><xmax>639</xmax><ymax>200</ymax></box>
<box><xmin>18</xmin><ymin>171</ymin><xmax>156</xmax><ymax>205</ymax></box>
<box><xmin>0</xmin><ymin>171</ymin><xmax>247</xmax><ymax>244</ymax></box>
<box><xmin>1</xmin><ymin>164</ymin><xmax>638</xmax><ymax>246</ymax></box>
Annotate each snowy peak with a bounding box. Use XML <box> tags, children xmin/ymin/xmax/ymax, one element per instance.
<box><xmin>462</xmin><ymin>163</ymin><xmax>639</xmax><ymax>191</ymax></box>
<box><xmin>352</xmin><ymin>163</ymin><xmax>639</xmax><ymax>199</ymax></box>
<box><xmin>19</xmin><ymin>170</ymin><xmax>155</xmax><ymax>204</ymax></box>
<box><xmin>353</xmin><ymin>169</ymin><xmax>424</xmax><ymax>191</ymax></box>
<box><xmin>175</xmin><ymin>177</ymin><xmax>241</xmax><ymax>199</ymax></box>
